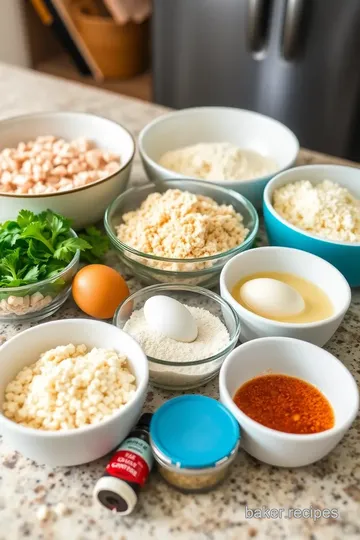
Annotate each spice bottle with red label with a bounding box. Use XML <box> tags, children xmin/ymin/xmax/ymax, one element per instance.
<box><xmin>94</xmin><ymin>413</ymin><xmax>153</xmax><ymax>515</ymax></box>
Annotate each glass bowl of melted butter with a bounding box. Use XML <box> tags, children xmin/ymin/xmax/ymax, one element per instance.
<box><xmin>220</xmin><ymin>246</ymin><xmax>351</xmax><ymax>347</ymax></box>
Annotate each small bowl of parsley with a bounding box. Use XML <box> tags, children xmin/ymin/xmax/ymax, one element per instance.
<box><xmin>0</xmin><ymin>209</ymin><xmax>108</xmax><ymax>321</ymax></box>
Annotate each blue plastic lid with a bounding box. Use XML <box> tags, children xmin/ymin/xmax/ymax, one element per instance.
<box><xmin>150</xmin><ymin>395</ymin><xmax>240</xmax><ymax>469</ymax></box>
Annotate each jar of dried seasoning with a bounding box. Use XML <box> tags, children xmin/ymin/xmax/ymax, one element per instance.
<box><xmin>150</xmin><ymin>395</ymin><xmax>240</xmax><ymax>493</ymax></box>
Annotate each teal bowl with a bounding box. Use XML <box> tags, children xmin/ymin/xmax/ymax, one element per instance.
<box><xmin>263</xmin><ymin>165</ymin><xmax>360</xmax><ymax>287</ymax></box>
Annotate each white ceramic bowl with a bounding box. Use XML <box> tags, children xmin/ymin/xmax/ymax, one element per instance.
<box><xmin>219</xmin><ymin>337</ymin><xmax>359</xmax><ymax>467</ymax></box>
<box><xmin>220</xmin><ymin>246</ymin><xmax>351</xmax><ymax>347</ymax></box>
<box><xmin>0</xmin><ymin>319</ymin><xmax>148</xmax><ymax>466</ymax></box>
<box><xmin>0</xmin><ymin>112</ymin><xmax>135</xmax><ymax>229</ymax></box>
<box><xmin>139</xmin><ymin>107</ymin><xmax>299</xmax><ymax>209</ymax></box>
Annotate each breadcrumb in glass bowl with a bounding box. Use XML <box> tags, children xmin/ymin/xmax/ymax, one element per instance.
<box><xmin>104</xmin><ymin>179</ymin><xmax>259</xmax><ymax>287</ymax></box>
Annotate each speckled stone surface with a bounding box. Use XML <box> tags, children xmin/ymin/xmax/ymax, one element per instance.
<box><xmin>0</xmin><ymin>64</ymin><xmax>359</xmax><ymax>540</ymax></box>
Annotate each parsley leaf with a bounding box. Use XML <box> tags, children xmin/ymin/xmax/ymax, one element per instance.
<box><xmin>54</xmin><ymin>237</ymin><xmax>92</xmax><ymax>263</ymax></box>
<box><xmin>46</xmin><ymin>211</ymin><xmax>72</xmax><ymax>243</ymax></box>
<box><xmin>21</xmin><ymin>223</ymin><xmax>55</xmax><ymax>253</ymax></box>
<box><xmin>0</xmin><ymin>249</ymin><xmax>21</xmax><ymax>280</ymax></box>
<box><xmin>43</xmin><ymin>261</ymin><xmax>67</xmax><ymax>279</ymax></box>
<box><xmin>78</xmin><ymin>226</ymin><xmax>110</xmax><ymax>263</ymax></box>
<box><xmin>21</xmin><ymin>265</ymin><xmax>40</xmax><ymax>283</ymax></box>
<box><xmin>27</xmin><ymin>239</ymin><xmax>52</xmax><ymax>263</ymax></box>
<box><xmin>0</xmin><ymin>220</ymin><xmax>21</xmax><ymax>247</ymax></box>
<box><xmin>17</xmin><ymin>210</ymin><xmax>36</xmax><ymax>228</ymax></box>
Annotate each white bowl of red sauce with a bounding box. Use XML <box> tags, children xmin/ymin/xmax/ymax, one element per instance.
<box><xmin>219</xmin><ymin>337</ymin><xmax>359</xmax><ymax>467</ymax></box>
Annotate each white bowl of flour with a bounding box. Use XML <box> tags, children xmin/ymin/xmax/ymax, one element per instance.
<box><xmin>139</xmin><ymin>107</ymin><xmax>299</xmax><ymax>209</ymax></box>
<box><xmin>114</xmin><ymin>284</ymin><xmax>241</xmax><ymax>391</ymax></box>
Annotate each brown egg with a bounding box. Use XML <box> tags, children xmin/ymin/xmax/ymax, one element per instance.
<box><xmin>72</xmin><ymin>264</ymin><xmax>130</xmax><ymax>319</ymax></box>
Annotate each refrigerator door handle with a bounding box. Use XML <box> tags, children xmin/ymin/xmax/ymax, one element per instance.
<box><xmin>281</xmin><ymin>0</ymin><xmax>306</xmax><ymax>60</ymax></box>
<box><xmin>247</xmin><ymin>0</ymin><xmax>271</xmax><ymax>53</ymax></box>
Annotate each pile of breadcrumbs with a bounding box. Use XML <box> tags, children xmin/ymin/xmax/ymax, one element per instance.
<box><xmin>116</xmin><ymin>189</ymin><xmax>249</xmax><ymax>271</ymax></box>
<box><xmin>273</xmin><ymin>179</ymin><xmax>360</xmax><ymax>243</ymax></box>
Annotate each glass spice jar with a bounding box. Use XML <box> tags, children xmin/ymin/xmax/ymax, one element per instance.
<box><xmin>150</xmin><ymin>395</ymin><xmax>240</xmax><ymax>493</ymax></box>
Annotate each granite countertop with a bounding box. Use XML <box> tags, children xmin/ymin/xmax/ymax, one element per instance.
<box><xmin>0</xmin><ymin>64</ymin><xmax>359</xmax><ymax>540</ymax></box>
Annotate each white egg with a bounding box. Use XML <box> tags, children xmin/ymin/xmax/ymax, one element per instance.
<box><xmin>143</xmin><ymin>295</ymin><xmax>198</xmax><ymax>342</ymax></box>
<box><xmin>240</xmin><ymin>278</ymin><xmax>305</xmax><ymax>318</ymax></box>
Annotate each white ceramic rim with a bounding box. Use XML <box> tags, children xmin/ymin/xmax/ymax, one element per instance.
<box><xmin>219</xmin><ymin>336</ymin><xmax>359</xmax><ymax>441</ymax></box>
<box><xmin>0</xmin><ymin>111</ymin><xmax>136</xmax><ymax>198</ymax></box>
<box><xmin>0</xmin><ymin>319</ymin><xmax>149</xmax><ymax>437</ymax></box>
<box><xmin>138</xmin><ymin>106</ymin><xmax>300</xmax><ymax>185</ymax></box>
<box><xmin>138</xmin><ymin>107</ymin><xmax>300</xmax><ymax>188</ymax></box>
<box><xmin>264</xmin><ymin>164</ymin><xmax>360</xmax><ymax>247</ymax></box>
<box><xmin>220</xmin><ymin>246</ymin><xmax>352</xmax><ymax>329</ymax></box>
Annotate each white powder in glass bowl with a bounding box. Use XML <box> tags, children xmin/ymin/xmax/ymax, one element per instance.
<box><xmin>123</xmin><ymin>305</ymin><xmax>230</xmax><ymax>389</ymax></box>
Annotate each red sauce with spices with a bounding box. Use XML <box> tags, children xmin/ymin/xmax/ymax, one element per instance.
<box><xmin>233</xmin><ymin>374</ymin><xmax>334</xmax><ymax>434</ymax></box>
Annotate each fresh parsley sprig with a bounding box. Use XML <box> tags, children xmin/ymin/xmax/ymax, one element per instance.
<box><xmin>78</xmin><ymin>226</ymin><xmax>110</xmax><ymax>263</ymax></box>
<box><xmin>0</xmin><ymin>210</ymin><xmax>109</xmax><ymax>288</ymax></box>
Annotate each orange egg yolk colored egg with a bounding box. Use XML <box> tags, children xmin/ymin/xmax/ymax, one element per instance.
<box><xmin>72</xmin><ymin>264</ymin><xmax>129</xmax><ymax>319</ymax></box>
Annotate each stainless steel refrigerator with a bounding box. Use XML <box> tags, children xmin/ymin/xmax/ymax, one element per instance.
<box><xmin>152</xmin><ymin>0</ymin><xmax>360</xmax><ymax>160</ymax></box>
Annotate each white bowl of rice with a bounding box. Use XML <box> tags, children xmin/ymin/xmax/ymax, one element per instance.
<box><xmin>0</xmin><ymin>319</ymin><xmax>148</xmax><ymax>466</ymax></box>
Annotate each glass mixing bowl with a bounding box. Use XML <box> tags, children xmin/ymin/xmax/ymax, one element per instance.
<box><xmin>0</xmin><ymin>248</ymin><xmax>79</xmax><ymax>322</ymax></box>
<box><xmin>113</xmin><ymin>284</ymin><xmax>241</xmax><ymax>391</ymax></box>
<box><xmin>104</xmin><ymin>179</ymin><xmax>258</xmax><ymax>287</ymax></box>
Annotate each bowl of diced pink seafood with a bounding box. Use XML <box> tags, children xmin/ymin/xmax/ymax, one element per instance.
<box><xmin>0</xmin><ymin>112</ymin><xmax>135</xmax><ymax>229</ymax></box>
